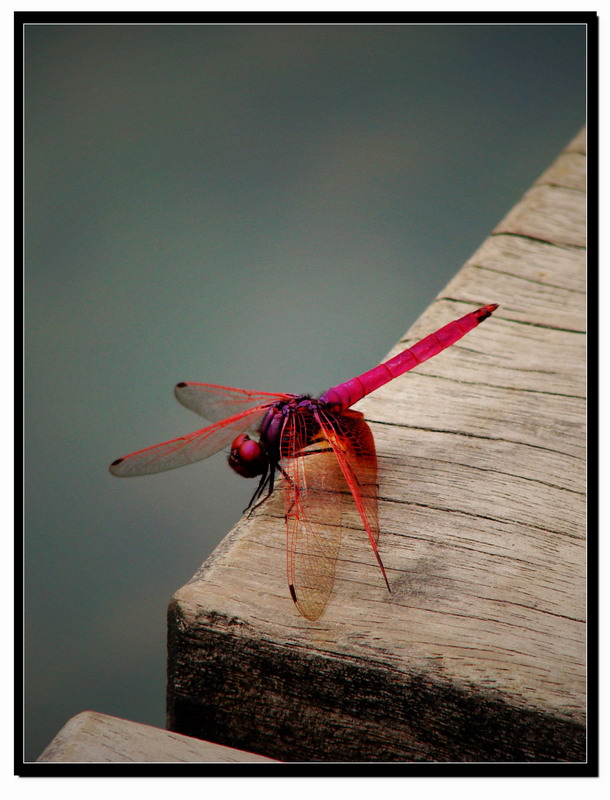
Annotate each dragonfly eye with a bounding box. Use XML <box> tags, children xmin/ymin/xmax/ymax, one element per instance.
<box><xmin>228</xmin><ymin>434</ymin><xmax>268</xmax><ymax>478</ymax></box>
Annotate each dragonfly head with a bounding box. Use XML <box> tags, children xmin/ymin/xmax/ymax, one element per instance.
<box><xmin>228</xmin><ymin>434</ymin><xmax>268</xmax><ymax>478</ymax></box>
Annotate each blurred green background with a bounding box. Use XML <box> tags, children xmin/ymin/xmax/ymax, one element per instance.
<box><xmin>24</xmin><ymin>22</ymin><xmax>586</xmax><ymax>760</ymax></box>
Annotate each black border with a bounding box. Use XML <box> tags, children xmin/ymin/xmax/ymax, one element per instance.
<box><xmin>17</xmin><ymin>9</ymin><xmax>599</xmax><ymax>779</ymax></box>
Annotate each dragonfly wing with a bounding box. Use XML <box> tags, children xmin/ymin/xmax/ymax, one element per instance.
<box><xmin>110</xmin><ymin>404</ymin><xmax>272</xmax><ymax>477</ymax></box>
<box><xmin>174</xmin><ymin>382</ymin><xmax>293</xmax><ymax>422</ymax></box>
<box><xmin>316</xmin><ymin>408</ymin><xmax>389</xmax><ymax>591</ymax></box>
<box><xmin>280</xmin><ymin>411</ymin><xmax>346</xmax><ymax>621</ymax></box>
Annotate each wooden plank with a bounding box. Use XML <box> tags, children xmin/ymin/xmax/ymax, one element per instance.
<box><xmin>36</xmin><ymin>711</ymin><xmax>278</xmax><ymax>763</ymax></box>
<box><xmin>167</xmin><ymin>128</ymin><xmax>586</xmax><ymax>762</ymax></box>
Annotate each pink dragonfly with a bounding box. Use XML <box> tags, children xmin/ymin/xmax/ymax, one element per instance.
<box><xmin>110</xmin><ymin>303</ymin><xmax>498</xmax><ymax>620</ymax></box>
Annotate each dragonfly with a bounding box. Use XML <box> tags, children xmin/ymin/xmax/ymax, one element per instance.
<box><xmin>110</xmin><ymin>303</ymin><xmax>498</xmax><ymax>620</ymax></box>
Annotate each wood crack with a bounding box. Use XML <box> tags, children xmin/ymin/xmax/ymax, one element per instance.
<box><xmin>392</xmin><ymin>455</ymin><xmax>585</xmax><ymax>497</ymax></box>
<box><xmin>369</xmin><ymin>420</ymin><xmax>584</xmax><ymax>461</ymax></box>
<box><xmin>382</xmin><ymin>497</ymin><xmax>584</xmax><ymax>540</ymax></box>
<box><xmin>489</xmin><ymin>231</ymin><xmax>586</xmax><ymax>251</ymax></box>
<box><xmin>410</xmin><ymin>370</ymin><xmax>585</xmax><ymax>400</ymax></box>
<box><xmin>466</xmin><ymin>262</ymin><xmax>586</xmax><ymax>293</ymax></box>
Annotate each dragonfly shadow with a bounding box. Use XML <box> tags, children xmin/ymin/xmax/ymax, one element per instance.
<box><xmin>389</xmin><ymin>553</ymin><xmax>457</xmax><ymax>605</ymax></box>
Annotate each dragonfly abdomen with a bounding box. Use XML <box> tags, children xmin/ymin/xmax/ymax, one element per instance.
<box><xmin>320</xmin><ymin>303</ymin><xmax>498</xmax><ymax>411</ymax></box>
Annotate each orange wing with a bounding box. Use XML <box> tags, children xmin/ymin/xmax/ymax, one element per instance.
<box><xmin>279</xmin><ymin>407</ymin><xmax>385</xmax><ymax>621</ymax></box>
<box><xmin>280</xmin><ymin>410</ymin><xmax>345</xmax><ymax>620</ymax></box>
<box><xmin>317</xmin><ymin>408</ymin><xmax>389</xmax><ymax>590</ymax></box>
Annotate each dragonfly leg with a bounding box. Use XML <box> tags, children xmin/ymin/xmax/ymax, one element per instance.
<box><xmin>247</xmin><ymin>448</ymin><xmax>335</xmax><ymax>516</ymax></box>
<box><xmin>245</xmin><ymin>462</ymin><xmax>279</xmax><ymax>514</ymax></box>
<box><xmin>299</xmin><ymin>446</ymin><xmax>334</xmax><ymax>457</ymax></box>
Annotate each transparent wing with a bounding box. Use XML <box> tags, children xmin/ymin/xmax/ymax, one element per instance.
<box><xmin>109</xmin><ymin>403</ymin><xmax>272</xmax><ymax>478</ymax></box>
<box><xmin>280</xmin><ymin>410</ymin><xmax>346</xmax><ymax>621</ymax></box>
<box><xmin>317</xmin><ymin>408</ymin><xmax>388</xmax><ymax>590</ymax></box>
<box><xmin>174</xmin><ymin>382</ymin><xmax>293</xmax><ymax>422</ymax></box>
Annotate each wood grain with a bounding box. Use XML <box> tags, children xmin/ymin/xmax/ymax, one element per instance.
<box><xmin>37</xmin><ymin>711</ymin><xmax>277</xmax><ymax>763</ymax></box>
<box><xmin>167</xmin><ymin>127</ymin><xmax>586</xmax><ymax>762</ymax></box>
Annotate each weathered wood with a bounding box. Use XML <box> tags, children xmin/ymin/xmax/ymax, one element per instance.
<box><xmin>37</xmin><ymin>711</ymin><xmax>277</xmax><ymax>762</ymax></box>
<box><xmin>167</xmin><ymin>128</ymin><xmax>586</xmax><ymax>762</ymax></box>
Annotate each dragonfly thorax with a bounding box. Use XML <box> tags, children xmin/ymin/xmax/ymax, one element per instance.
<box><xmin>261</xmin><ymin>395</ymin><xmax>322</xmax><ymax>451</ymax></box>
<box><xmin>228</xmin><ymin>396</ymin><xmax>322</xmax><ymax>481</ymax></box>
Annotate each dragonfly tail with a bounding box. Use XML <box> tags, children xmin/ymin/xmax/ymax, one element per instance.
<box><xmin>320</xmin><ymin>303</ymin><xmax>499</xmax><ymax>411</ymax></box>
